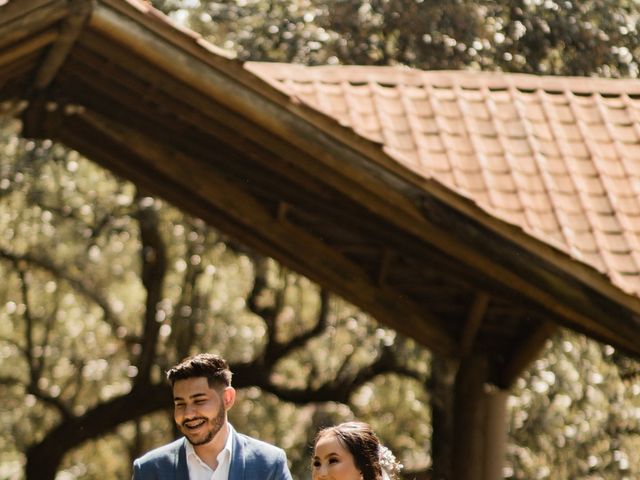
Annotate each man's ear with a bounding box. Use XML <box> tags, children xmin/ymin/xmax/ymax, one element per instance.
<box><xmin>222</xmin><ymin>386</ymin><xmax>236</xmax><ymax>410</ymax></box>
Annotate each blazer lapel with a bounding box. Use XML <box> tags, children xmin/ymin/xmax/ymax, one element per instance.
<box><xmin>228</xmin><ymin>425</ymin><xmax>245</xmax><ymax>480</ymax></box>
<box><xmin>175</xmin><ymin>438</ymin><xmax>189</xmax><ymax>480</ymax></box>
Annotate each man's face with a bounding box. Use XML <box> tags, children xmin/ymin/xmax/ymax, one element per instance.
<box><xmin>172</xmin><ymin>377</ymin><xmax>233</xmax><ymax>446</ymax></box>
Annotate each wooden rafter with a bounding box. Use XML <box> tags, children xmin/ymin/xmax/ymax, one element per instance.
<box><xmin>460</xmin><ymin>291</ymin><xmax>490</xmax><ymax>357</ymax></box>
<box><xmin>32</xmin><ymin>0</ymin><xmax>93</xmax><ymax>90</ymax></box>
<box><xmin>498</xmin><ymin>320</ymin><xmax>557</xmax><ymax>388</ymax></box>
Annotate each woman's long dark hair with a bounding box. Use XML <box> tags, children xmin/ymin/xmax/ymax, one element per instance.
<box><xmin>314</xmin><ymin>422</ymin><xmax>382</xmax><ymax>480</ymax></box>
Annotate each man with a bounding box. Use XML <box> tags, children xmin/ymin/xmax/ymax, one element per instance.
<box><xmin>132</xmin><ymin>353</ymin><xmax>293</xmax><ymax>480</ymax></box>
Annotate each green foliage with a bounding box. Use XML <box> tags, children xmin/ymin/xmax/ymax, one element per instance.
<box><xmin>508</xmin><ymin>330</ymin><xmax>640</xmax><ymax>479</ymax></box>
<box><xmin>153</xmin><ymin>0</ymin><xmax>640</xmax><ymax>76</ymax></box>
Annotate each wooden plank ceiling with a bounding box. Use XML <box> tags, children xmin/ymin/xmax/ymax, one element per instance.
<box><xmin>2</xmin><ymin>0</ymin><xmax>640</xmax><ymax>386</ymax></box>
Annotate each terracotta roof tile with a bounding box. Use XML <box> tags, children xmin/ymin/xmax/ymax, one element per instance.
<box><xmin>595</xmin><ymin>140</ymin><xmax>620</xmax><ymax>159</ymax></box>
<box><xmin>522</xmin><ymin>103</ymin><xmax>547</xmax><ymax>122</ymax></box>
<box><xmin>503</xmin><ymin>137</ymin><xmax>533</xmax><ymax>156</ymax></box>
<box><xmin>620</xmin><ymin>214</ymin><xmax>640</xmax><ymax>233</ymax></box>
<box><xmin>593</xmin><ymin>157</ymin><xmax>628</xmax><ymax>177</ymax></box>
<box><xmin>553</xmin><ymin>192</ymin><xmax>582</xmax><ymax>213</ymax></box>
<box><xmin>433</xmin><ymin>171</ymin><xmax>456</xmax><ymax>187</ymax></box>
<box><xmin>438</xmin><ymin>116</ymin><xmax>467</xmax><ymax>136</ymax></box>
<box><xmin>513</xmin><ymin>170</ymin><xmax>545</xmax><ymax>192</ymax></box>
<box><xmin>558</xmin><ymin>140</ymin><xmax>590</xmax><ymax>158</ymax></box>
<box><xmin>533</xmin><ymin>138</ymin><xmax>562</xmax><ymax>157</ymax></box>
<box><xmin>421</xmin><ymin>152</ymin><xmax>451</xmax><ymax>172</ymax></box>
<box><xmin>529</xmin><ymin>121</ymin><xmax>555</xmax><ymax>141</ymax></box>
<box><xmin>559</xmin><ymin>210</ymin><xmax>594</xmax><ymax>232</ymax></box>
<box><xmin>248</xmin><ymin>63</ymin><xmax>640</xmax><ymax>293</ymax></box>
<box><xmin>610</xmin><ymin>125</ymin><xmax>638</xmax><ymax>143</ymax></box>
<box><xmin>416</xmin><ymin>134</ymin><xmax>446</xmax><ymax>152</ymax></box>
<box><xmin>497</xmin><ymin>119</ymin><xmax>528</xmax><ymax>139</ymax></box>
<box><xmin>520</xmin><ymin>190</ymin><xmax>553</xmax><ymax>212</ymax></box>
<box><xmin>566</xmin><ymin>156</ymin><xmax>598</xmax><ymax>175</ymax></box>
<box><xmin>410</xmin><ymin>115</ymin><xmax>440</xmax><ymax>135</ymax></box>
<box><xmin>555</xmin><ymin>122</ymin><xmax>583</xmax><ymax>141</ymax></box>
<box><xmin>453</xmin><ymin>169</ymin><xmax>486</xmax><ymax>191</ymax></box>
<box><xmin>488</xmin><ymin>189</ymin><xmax>522</xmax><ymax>211</ymax></box>
<box><xmin>588</xmin><ymin>212</ymin><xmax>622</xmax><ymax>233</ymax></box>
<box><xmin>484</xmin><ymin>171</ymin><xmax>516</xmax><ymax>191</ymax></box>
<box><xmin>466</xmin><ymin>116</ymin><xmax>495</xmax><ymax>136</ymax></box>
<box><xmin>526</xmin><ymin>209</ymin><xmax>560</xmax><ymax>232</ymax></box>
<box><xmin>450</xmin><ymin>152</ymin><xmax>482</xmax><ymax>172</ymax></box>
<box><xmin>582</xmin><ymin>123</ymin><xmax>615</xmax><ymax>143</ymax></box>
<box><xmin>474</xmin><ymin>135</ymin><xmax>504</xmax><ymax>155</ymax></box>
<box><xmin>618</xmin><ymin>142</ymin><xmax>640</xmax><ymax>161</ymax></box>
<box><xmin>444</xmin><ymin>133</ymin><xmax>474</xmax><ymax>155</ymax></box>
<box><xmin>582</xmin><ymin>194</ymin><xmax>613</xmax><ymax>214</ymax></box>
<box><xmin>600</xmin><ymin>103</ymin><xmax>634</xmax><ymax>124</ymax></box>
<box><xmin>573</xmin><ymin>104</ymin><xmax>603</xmax><ymax>124</ymax></box>
<box><xmin>480</xmin><ymin>153</ymin><xmax>510</xmax><ymax>173</ymax></box>
<box><xmin>601</xmin><ymin>250</ymin><xmax>637</xmax><ymax>274</ymax></box>
<box><xmin>571</xmin><ymin>231</ymin><xmax>598</xmax><ymax>252</ymax></box>
<box><xmin>580</xmin><ymin>252</ymin><xmax>607</xmax><ymax>272</ymax></box>
<box><xmin>511</xmin><ymin>156</ymin><xmax>539</xmax><ymax>175</ymax></box>
<box><xmin>602</xmin><ymin>175</ymin><xmax>636</xmax><ymax>197</ymax></box>
<box><xmin>490</xmin><ymin>102</ymin><xmax>520</xmax><ymax>121</ymax></box>
<box><xmin>613</xmin><ymin>197</ymin><xmax>640</xmax><ymax>216</ymax></box>
<box><xmin>595</xmin><ymin>231</ymin><xmax>631</xmax><ymax>254</ymax></box>
<box><xmin>385</xmin><ymin>129</ymin><xmax>416</xmax><ymax>152</ymax></box>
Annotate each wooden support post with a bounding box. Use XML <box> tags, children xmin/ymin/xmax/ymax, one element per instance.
<box><xmin>452</xmin><ymin>353</ymin><xmax>489</xmax><ymax>480</ymax></box>
<box><xmin>451</xmin><ymin>354</ymin><xmax>509</xmax><ymax>480</ymax></box>
<box><xmin>482</xmin><ymin>388</ymin><xmax>508</xmax><ymax>480</ymax></box>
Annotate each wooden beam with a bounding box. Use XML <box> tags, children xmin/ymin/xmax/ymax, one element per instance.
<box><xmin>498</xmin><ymin>320</ymin><xmax>557</xmax><ymax>388</ymax></box>
<box><xmin>460</xmin><ymin>291</ymin><xmax>490</xmax><ymax>356</ymax></box>
<box><xmin>32</xmin><ymin>0</ymin><xmax>92</xmax><ymax>90</ymax></box>
<box><xmin>0</xmin><ymin>0</ymin><xmax>68</xmax><ymax>50</ymax></box>
<box><xmin>377</xmin><ymin>248</ymin><xmax>393</xmax><ymax>286</ymax></box>
<box><xmin>44</xmin><ymin>105</ymin><xmax>458</xmax><ymax>357</ymax></box>
<box><xmin>0</xmin><ymin>29</ymin><xmax>57</xmax><ymax>69</ymax></box>
<box><xmin>0</xmin><ymin>0</ymin><xmax>61</xmax><ymax>27</ymax></box>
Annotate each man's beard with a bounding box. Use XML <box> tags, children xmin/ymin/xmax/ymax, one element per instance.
<box><xmin>181</xmin><ymin>403</ymin><xmax>226</xmax><ymax>446</ymax></box>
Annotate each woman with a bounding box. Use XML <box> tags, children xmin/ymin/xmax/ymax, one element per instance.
<box><xmin>311</xmin><ymin>421</ymin><xmax>402</xmax><ymax>480</ymax></box>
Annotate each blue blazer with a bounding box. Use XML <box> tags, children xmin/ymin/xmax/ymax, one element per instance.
<box><xmin>132</xmin><ymin>425</ymin><xmax>293</xmax><ymax>480</ymax></box>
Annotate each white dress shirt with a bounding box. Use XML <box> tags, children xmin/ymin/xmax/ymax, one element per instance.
<box><xmin>185</xmin><ymin>428</ymin><xmax>233</xmax><ymax>480</ymax></box>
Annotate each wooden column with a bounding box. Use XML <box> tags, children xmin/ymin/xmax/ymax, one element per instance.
<box><xmin>451</xmin><ymin>354</ymin><xmax>509</xmax><ymax>480</ymax></box>
<box><xmin>482</xmin><ymin>388</ymin><xmax>508</xmax><ymax>480</ymax></box>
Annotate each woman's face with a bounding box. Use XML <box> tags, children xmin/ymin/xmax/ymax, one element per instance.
<box><xmin>312</xmin><ymin>432</ymin><xmax>362</xmax><ymax>480</ymax></box>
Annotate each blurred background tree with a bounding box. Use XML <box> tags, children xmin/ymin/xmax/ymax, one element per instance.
<box><xmin>2</xmin><ymin>0</ymin><xmax>640</xmax><ymax>479</ymax></box>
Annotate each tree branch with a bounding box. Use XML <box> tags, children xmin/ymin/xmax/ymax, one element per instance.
<box><xmin>232</xmin><ymin>342</ymin><xmax>421</xmax><ymax>405</ymax></box>
<box><xmin>0</xmin><ymin>247</ymin><xmax>125</xmax><ymax>333</ymax></box>
<box><xmin>133</xmin><ymin>193</ymin><xmax>167</xmax><ymax>384</ymax></box>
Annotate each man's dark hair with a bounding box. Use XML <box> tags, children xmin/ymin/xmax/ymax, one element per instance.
<box><xmin>166</xmin><ymin>353</ymin><xmax>232</xmax><ymax>390</ymax></box>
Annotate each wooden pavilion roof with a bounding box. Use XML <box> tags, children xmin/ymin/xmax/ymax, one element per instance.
<box><xmin>2</xmin><ymin>0</ymin><xmax>640</xmax><ymax>386</ymax></box>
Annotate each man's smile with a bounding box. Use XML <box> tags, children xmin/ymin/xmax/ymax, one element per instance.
<box><xmin>184</xmin><ymin>418</ymin><xmax>207</xmax><ymax>430</ymax></box>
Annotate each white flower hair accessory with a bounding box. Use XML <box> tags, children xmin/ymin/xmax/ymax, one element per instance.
<box><xmin>378</xmin><ymin>445</ymin><xmax>403</xmax><ymax>480</ymax></box>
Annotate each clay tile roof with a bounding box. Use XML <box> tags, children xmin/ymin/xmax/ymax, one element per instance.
<box><xmin>246</xmin><ymin>63</ymin><xmax>640</xmax><ymax>296</ymax></box>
